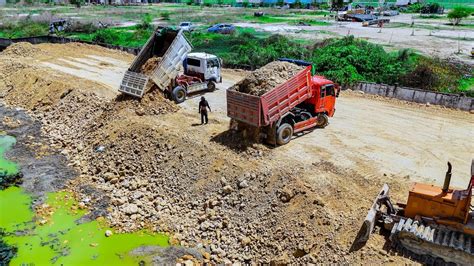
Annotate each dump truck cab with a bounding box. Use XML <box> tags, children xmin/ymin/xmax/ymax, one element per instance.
<box><xmin>184</xmin><ymin>52</ymin><xmax>222</xmax><ymax>84</ymax></box>
<box><xmin>307</xmin><ymin>75</ymin><xmax>339</xmax><ymax>117</ymax></box>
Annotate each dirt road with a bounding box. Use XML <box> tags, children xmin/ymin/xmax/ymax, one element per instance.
<box><xmin>281</xmin><ymin>92</ymin><xmax>473</xmax><ymax>188</ymax></box>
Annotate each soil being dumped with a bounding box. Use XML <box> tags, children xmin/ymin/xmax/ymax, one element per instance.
<box><xmin>141</xmin><ymin>56</ymin><xmax>162</xmax><ymax>76</ymax></box>
<box><xmin>230</xmin><ymin>61</ymin><xmax>304</xmax><ymax>96</ymax></box>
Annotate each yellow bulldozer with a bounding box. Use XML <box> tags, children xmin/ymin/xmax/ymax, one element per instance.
<box><xmin>355</xmin><ymin>161</ymin><xmax>474</xmax><ymax>265</ymax></box>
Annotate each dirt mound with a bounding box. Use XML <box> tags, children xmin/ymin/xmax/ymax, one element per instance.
<box><xmin>230</xmin><ymin>61</ymin><xmax>304</xmax><ymax>96</ymax></box>
<box><xmin>0</xmin><ymin>62</ymin><xmax>107</xmax><ymax>110</ymax></box>
<box><xmin>62</xmin><ymin>113</ymin><xmax>339</xmax><ymax>263</ymax></box>
<box><xmin>1</xmin><ymin>42</ymin><xmax>45</xmax><ymax>58</ymax></box>
<box><xmin>141</xmin><ymin>56</ymin><xmax>162</xmax><ymax>76</ymax></box>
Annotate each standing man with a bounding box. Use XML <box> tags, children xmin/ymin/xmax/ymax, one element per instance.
<box><xmin>199</xmin><ymin>96</ymin><xmax>211</xmax><ymax>125</ymax></box>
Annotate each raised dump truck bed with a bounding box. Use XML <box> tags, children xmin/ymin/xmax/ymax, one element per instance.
<box><xmin>119</xmin><ymin>28</ymin><xmax>192</xmax><ymax>98</ymax></box>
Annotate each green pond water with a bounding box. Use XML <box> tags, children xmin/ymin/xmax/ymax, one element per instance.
<box><xmin>0</xmin><ymin>134</ymin><xmax>19</xmax><ymax>176</ymax></box>
<box><xmin>0</xmin><ymin>135</ymin><xmax>170</xmax><ymax>265</ymax></box>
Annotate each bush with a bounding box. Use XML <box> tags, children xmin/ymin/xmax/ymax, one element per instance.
<box><xmin>447</xmin><ymin>6</ymin><xmax>474</xmax><ymax>26</ymax></box>
<box><xmin>133</xmin><ymin>28</ymin><xmax>152</xmax><ymax>41</ymax></box>
<box><xmin>226</xmin><ymin>35</ymin><xmax>308</xmax><ymax>68</ymax></box>
<box><xmin>92</xmin><ymin>29</ymin><xmax>116</xmax><ymax>44</ymax></box>
<box><xmin>23</xmin><ymin>23</ymin><xmax>46</xmax><ymax>36</ymax></box>
<box><xmin>310</xmin><ymin>36</ymin><xmax>409</xmax><ymax>85</ymax></box>
<box><xmin>0</xmin><ymin>20</ymin><xmax>48</xmax><ymax>38</ymax></box>
<box><xmin>137</xmin><ymin>14</ymin><xmax>153</xmax><ymax>30</ymax></box>
<box><xmin>421</xmin><ymin>3</ymin><xmax>442</xmax><ymax>14</ymax></box>
<box><xmin>160</xmin><ymin>12</ymin><xmax>171</xmax><ymax>20</ymax></box>
<box><xmin>70</xmin><ymin>0</ymin><xmax>84</xmax><ymax>8</ymax></box>
<box><xmin>66</xmin><ymin>21</ymin><xmax>98</xmax><ymax>33</ymax></box>
<box><xmin>401</xmin><ymin>57</ymin><xmax>473</xmax><ymax>93</ymax></box>
<box><xmin>405</xmin><ymin>3</ymin><xmax>423</xmax><ymax>13</ymax></box>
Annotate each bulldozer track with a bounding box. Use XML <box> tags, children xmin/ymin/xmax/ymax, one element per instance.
<box><xmin>390</xmin><ymin>218</ymin><xmax>474</xmax><ymax>265</ymax></box>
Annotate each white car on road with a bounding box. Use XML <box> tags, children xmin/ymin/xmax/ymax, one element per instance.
<box><xmin>178</xmin><ymin>22</ymin><xmax>195</xmax><ymax>32</ymax></box>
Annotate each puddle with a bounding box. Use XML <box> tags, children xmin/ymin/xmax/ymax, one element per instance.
<box><xmin>0</xmin><ymin>134</ymin><xmax>170</xmax><ymax>265</ymax></box>
<box><xmin>0</xmin><ymin>134</ymin><xmax>19</xmax><ymax>176</ymax></box>
<box><xmin>1</xmin><ymin>188</ymin><xmax>169</xmax><ymax>265</ymax></box>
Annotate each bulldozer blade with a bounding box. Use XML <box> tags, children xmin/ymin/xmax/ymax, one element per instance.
<box><xmin>354</xmin><ymin>184</ymin><xmax>390</xmax><ymax>245</ymax></box>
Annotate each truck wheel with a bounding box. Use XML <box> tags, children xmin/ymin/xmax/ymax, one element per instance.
<box><xmin>172</xmin><ymin>86</ymin><xmax>186</xmax><ymax>103</ymax></box>
<box><xmin>316</xmin><ymin>114</ymin><xmax>329</xmax><ymax>128</ymax></box>
<box><xmin>207</xmin><ymin>81</ymin><xmax>216</xmax><ymax>92</ymax></box>
<box><xmin>276</xmin><ymin>123</ymin><xmax>293</xmax><ymax>145</ymax></box>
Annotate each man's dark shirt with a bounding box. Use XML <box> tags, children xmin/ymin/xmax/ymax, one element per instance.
<box><xmin>199</xmin><ymin>100</ymin><xmax>210</xmax><ymax>113</ymax></box>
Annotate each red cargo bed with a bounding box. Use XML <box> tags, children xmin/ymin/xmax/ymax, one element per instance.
<box><xmin>226</xmin><ymin>66</ymin><xmax>312</xmax><ymax>127</ymax></box>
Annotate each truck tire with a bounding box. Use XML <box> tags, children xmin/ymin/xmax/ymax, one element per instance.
<box><xmin>207</xmin><ymin>81</ymin><xmax>216</xmax><ymax>92</ymax></box>
<box><xmin>172</xmin><ymin>86</ymin><xmax>186</xmax><ymax>103</ymax></box>
<box><xmin>316</xmin><ymin>114</ymin><xmax>329</xmax><ymax>128</ymax></box>
<box><xmin>276</xmin><ymin>123</ymin><xmax>293</xmax><ymax>145</ymax></box>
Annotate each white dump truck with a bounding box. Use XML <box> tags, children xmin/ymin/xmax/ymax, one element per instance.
<box><xmin>119</xmin><ymin>27</ymin><xmax>222</xmax><ymax>103</ymax></box>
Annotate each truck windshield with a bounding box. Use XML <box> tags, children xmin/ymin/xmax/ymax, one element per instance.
<box><xmin>321</xmin><ymin>84</ymin><xmax>335</xmax><ymax>97</ymax></box>
<box><xmin>207</xmin><ymin>58</ymin><xmax>219</xmax><ymax>68</ymax></box>
<box><xmin>187</xmin><ymin>58</ymin><xmax>201</xmax><ymax>67</ymax></box>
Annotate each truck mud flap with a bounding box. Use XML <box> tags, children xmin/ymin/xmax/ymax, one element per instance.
<box><xmin>119</xmin><ymin>70</ymin><xmax>149</xmax><ymax>98</ymax></box>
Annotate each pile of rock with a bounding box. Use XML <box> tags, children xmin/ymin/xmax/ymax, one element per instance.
<box><xmin>230</xmin><ymin>61</ymin><xmax>304</xmax><ymax>96</ymax></box>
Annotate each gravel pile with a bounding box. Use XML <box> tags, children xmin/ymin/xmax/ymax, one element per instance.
<box><xmin>26</xmin><ymin>85</ymin><xmax>344</xmax><ymax>263</ymax></box>
<box><xmin>231</xmin><ymin>61</ymin><xmax>304</xmax><ymax>96</ymax></box>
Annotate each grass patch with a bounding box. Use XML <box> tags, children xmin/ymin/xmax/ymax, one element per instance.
<box><xmin>416</xmin><ymin>15</ymin><xmax>444</xmax><ymax>19</ymax></box>
<box><xmin>458</xmin><ymin>77</ymin><xmax>474</xmax><ymax>93</ymax></box>
<box><xmin>293</xmin><ymin>19</ymin><xmax>331</xmax><ymax>26</ymax></box>
<box><xmin>241</xmin><ymin>15</ymin><xmax>289</xmax><ymax>24</ymax></box>
<box><xmin>66</xmin><ymin>26</ymin><xmax>153</xmax><ymax>47</ymax></box>
<box><xmin>240</xmin><ymin>14</ymin><xmax>330</xmax><ymax>26</ymax></box>
<box><xmin>0</xmin><ymin>20</ymin><xmax>49</xmax><ymax>38</ymax></box>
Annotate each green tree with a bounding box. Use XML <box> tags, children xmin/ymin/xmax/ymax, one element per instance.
<box><xmin>447</xmin><ymin>6</ymin><xmax>474</xmax><ymax>26</ymax></box>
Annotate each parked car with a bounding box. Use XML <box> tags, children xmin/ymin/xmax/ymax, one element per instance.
<box><xmin>207</xmin><ymin>24</ymin><xmax>235</xmax><ymax>34</ymax></box>
<box><xmin>382</xmin><ymin>10</ymin><xmax>399</xmax><ymax>16</ymax></box>
<box><xmin>178</xmin><ymin>22</ymin><xmax>195</xmax><ymax>32</ymax></box>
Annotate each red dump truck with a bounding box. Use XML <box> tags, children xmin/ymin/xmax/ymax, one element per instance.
<box><xmin>227</xmin><ymin>62</ymin><xmax>339</xmax><ymax>145</ymax></box>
